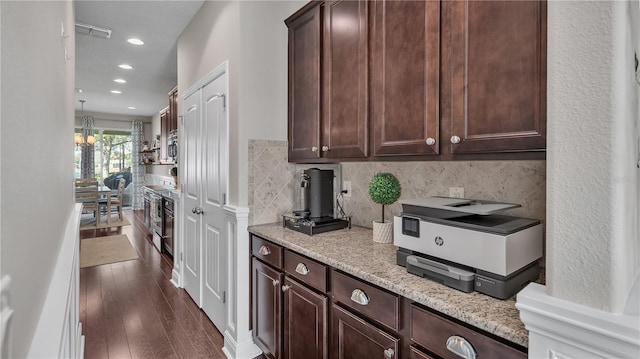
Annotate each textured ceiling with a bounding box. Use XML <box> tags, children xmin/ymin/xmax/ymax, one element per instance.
<box><xmin>74</xmin><ymin>0</ymin><xmax>203</xmax><ymax>117</ymax></box>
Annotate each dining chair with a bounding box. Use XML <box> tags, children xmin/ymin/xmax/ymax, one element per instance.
<box><xmin>75</xmin><ymin>178</ymin><xmax>98</xmax><ymax>187</ymax></box>
<box><xmin>100</xmin><ymin>178</ymin><xmax>125</xmax><ymax>221</ymax></box>
<box><xmin>74</xmin><ymin>185</ymin><xmax>102</xmax><ymax>225</ymax></box>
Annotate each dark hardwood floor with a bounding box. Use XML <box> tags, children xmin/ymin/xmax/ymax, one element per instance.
<box><xmin>79</xmin><ymin>209</ymin><xmax>226</xmax><ymax>359</ymax></box>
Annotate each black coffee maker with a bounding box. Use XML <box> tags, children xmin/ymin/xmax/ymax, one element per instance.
<box><xmin>284</xmin><ymin>168</ymin><xmax>350</xmax><ymax>235</ymax></box>
<box><xmin>297</xmin><ymin>168</ymin><xmax>334</xmax><ymax>219</ymax></box>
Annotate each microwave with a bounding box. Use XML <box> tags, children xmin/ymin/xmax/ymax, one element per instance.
<box><xmin>168</xmin><ymin>133</ymin><xmax>178</xmax><ymax>162</ymax></box>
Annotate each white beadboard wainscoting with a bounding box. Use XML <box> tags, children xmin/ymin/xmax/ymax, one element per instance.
<box><xmin>517</xmin><ymin>283</ymin><xmax>640</xmax><ymax>358</ymax></box>
<box><xmin>28</xmin><ymin>204</ymin><xmax>84</xmax><ymax>358</ymax></box>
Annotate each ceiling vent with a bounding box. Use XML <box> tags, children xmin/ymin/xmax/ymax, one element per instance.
<box><xmin>75</xmin><ymin>22</ymin><xmax>112</xmax><ymax>39</ymax></box>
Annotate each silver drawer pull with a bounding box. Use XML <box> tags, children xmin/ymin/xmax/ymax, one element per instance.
<box><xmin>383</xmin><ymin>348</ymin><xmax>395</xmax><ymax>358</ymax></box>
<box><xmin>258</xmin><ymin>245</ymin><xmax>271</xmax><ymax>256</ymax></box>
<box><xmin>295</xmin><ymin>263</ymin><xmax>310</xmax><ymax>275</ymax></box>
<box><xmin>350</xmin><ymin>289</ymin><xmax>370</xmax><ymax>305</ymax></box>
<box><xmin>446</xmin><ymin>335</ymin><xmax>477</xmax><ymax>359</ymax></box>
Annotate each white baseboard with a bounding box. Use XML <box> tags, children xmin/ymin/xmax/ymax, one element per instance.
<box><xmin>517</xmin><ymin>283</ymin><xmax>640</xmax><ymax>359</ymax></box>
<box><xmin>222</xmin><ymin>329</ymin><xmax>261</xmax><ymax>359</ymax></box>
<box><xmin>170</xmin><ymin>269</ymin><xmax>181</xmax><ymax>288</ymax></box>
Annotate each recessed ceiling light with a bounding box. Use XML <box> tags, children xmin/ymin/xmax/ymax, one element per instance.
<box><xmin>127</xmin><ymin>38</ymin><xmax>144</xmax><ymax>46</ymax></box>
<box><xmin>118</xmin><ymin>64</ymin><xmax>133</xmax><ymax>70</ymax></box>
<box><xmin>114</xmin><ymin>78</ymin><xmax>126</xmax><ymax>84</ymax></box>
<box><xmin>110</xmin><ymin>90</ymin><xmax>122</xmax><ymax>94</ymax></box>
<box><xmin>128</xmin><ymin>106</ymin><xmax>136</xmax><ymax>110</ymax></box>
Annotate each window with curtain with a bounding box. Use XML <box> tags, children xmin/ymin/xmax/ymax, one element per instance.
<box><xmin>74</xmin><ymin>129</ymin><xmax>133</xmax><ymax>183</ymax></box>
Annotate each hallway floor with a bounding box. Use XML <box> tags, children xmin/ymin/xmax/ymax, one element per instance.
<box><xmin>79</xmin><ymin>209</ymin><xmax>226</xmax><ymax>359</ymax></box>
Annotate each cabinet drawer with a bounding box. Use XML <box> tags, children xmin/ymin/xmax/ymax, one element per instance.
<box><xmin>284</xmin><ymin>250</ymin><xmax>328</xmax><ymax>293</ymax></box>
<box><xmin>411</xmin><ymin>305</ymin><xmax>526</xmax><ymax>359</ymax></box>
<box><xmin>331</xmin><ymin>270</ymin><xmax>399</xmax><ymax>331</ymax></box>
<box><xmin>252</xmin><ymin>235</ymin><xmax>283</xmax><ymax>269</ymax></box>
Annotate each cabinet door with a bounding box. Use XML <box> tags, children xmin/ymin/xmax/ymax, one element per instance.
<box><xmin>410</xmin><ymin>346</ymin><xmax>436</xmax><ymax>359</ymax></box>
<box><xmin>169</xmin><ymin>88</ymin><xmax>178</xmax><ymax>133</ymax></box>
<box><xmin>287</xmin><ymin>4</ymin><xmax>322</xmax><ymax>161</ymax></box>
<box><xmin>331</xmin><ymin>304</ymin><xmax>399</xmax><ymax>359</ymax></box>
<box><xmin>322</xmin><ymin>0</ymin><xmax>368</xmax><ymax>158</ymax></box>
<box><xmin>448</xmin><ymin>0</ymin><xmax>546</xmax><ymax>153</ymax></box>
<box><xmin>252</xmin><ymin>258</ymin><xmax>283</xmax><ymax>359</ymax></box>
<box><xmin>282</xmin><ymin>277</ymin><xmax>328</xmax><ymax>359</ymax></box>
<box><xmin>371</xmin><ymin>0</ymin><xmax>440</xmax><ymax>156</ymax></box>
<box><xmin>160</xmin><ymin>108</ymin><xmax>169</xmax><ymax>160</ymax></box>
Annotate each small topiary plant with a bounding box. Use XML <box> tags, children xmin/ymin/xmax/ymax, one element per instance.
<box><xmin>368</xmin><ymin>173</ymin><xmax>401</xmax><ymax>223</ymax></box>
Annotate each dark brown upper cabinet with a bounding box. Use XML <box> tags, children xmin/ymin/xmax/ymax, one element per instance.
<box><xmin>285</xmin><ymin>0</ymin><xmax>546</xmax><ymax>162</ymax></box>
<box><xmin>370</xmin><ymin>0</ymin><xmax>441</xmax><ymax>157</ymax></box>
<box><xmin>286</xmin><ymin>0</ymin><xmax>368</xmax><ymax>161</ymax></box>
<box><xmin>286</xmin><ymin>4</ymin><xmax>322</xmax><ymax>161</ymax></box>
<box><xmin>446</xmin><ymin>0</ymin><xmax>546</xmax><ymax>154</ymax></box>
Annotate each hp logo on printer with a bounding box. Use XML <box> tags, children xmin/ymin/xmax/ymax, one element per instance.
<box><xmin>434</xmin><ymin>236</ymin><xmax>444</xmax><ymax>246</ymax></box>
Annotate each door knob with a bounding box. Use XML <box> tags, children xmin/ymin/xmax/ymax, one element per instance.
<box><xmin>450</xmin><ymin>135</ymin><xmax>461</xmax><ymax>144</ymax></box>
<box><xmin>383</xmin><ymin>348</ymin><xmax>395</xmax><ymax>359</ymax></box>
<box><xmin>192</xmin><ymin>207</ymin><xmax>197</xmax><ymax>213</ymax></box>
<box><xmin>426</xmin><ymin>137</ymin><xmax>436</xmax><ymax>146</ymax></box>
<box><xmin>281</xmin><ymin>285</ymin><xmax>291</xmax><ymax>292</ymax></box>
<box><xmin>272</xmin><ymin>279</ymin><xmax>280</xmax><ymax>287</ymax></box>
<box><xmin>311</xmin><ymin>146</ymin><xmax>318</xmax><ymax>152</ymax></box>
<box><xmin>322</xmin><ymin>146</ymin><xmax>329</xmax><ymax>152</ymax></box>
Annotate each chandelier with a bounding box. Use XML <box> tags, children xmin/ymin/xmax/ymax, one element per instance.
<box><xmin>75</xmin><ymin>100</ymin><xmax>96</xmax><ymax>147</ymax></box>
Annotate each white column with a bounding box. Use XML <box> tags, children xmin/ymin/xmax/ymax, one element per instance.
<box><xmin>222</xmin><ymin>205</ymin><xmax>261</xmax><ymax>359</ymax></box>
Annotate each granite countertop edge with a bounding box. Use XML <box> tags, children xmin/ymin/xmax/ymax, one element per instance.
<box><xmin>248</xmin><ymin>223</ymin><xmax>529</xmax><ymax>348</ymax></box>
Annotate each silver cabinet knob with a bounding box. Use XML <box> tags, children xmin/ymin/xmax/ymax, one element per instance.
<box><xmin>450</xmin><ymin>135</ymin><xmax>461</xmax><ymax>144</ymax></box>
<box><xmin>192</xmin><ymin>207</ymin><xmax>197</xmax><ymax>213</ymax></box>
<box><xmin>322</xmin><ymin>145</ymin><xmax>329</xmax><ymax>152</ymax></box>
<box><xmin>350</xmin><ymin>289</ymin><xmax>370</xmax><ymax>306</ymax></box>
<box><xmin>272</xmin><ymin>279</ymin><xmax>280</xmax><ymax>287</ymax></box>
<box><xmin>384</xmin><ymin>348</ymin><xmax>395</xmax><ymax>359</ymax></box>
<box><xmin>258</xmin><ymin>245</ymin><xmax>271</xmax><ymax>256</ymax></box>
<box><xmin>295</xmin><ymin>263</ymin><xmax>310</xmax><ymax>275</ymax></box>
<box><xmin>311</xmin><ymin>146</ymin><xmax>318</xmax><ymax>152</ymax></box>
<box><xmin>446</xmin><ymin>335</ymin><xmax>477</xmax><ymax>359</ymax></box>
<box><xmin>281</xmin><ymin>285</ymin><xmax>291</xmax><ymax>292</ymax></box>
<box><xmin>426</xmin><ymin>137</ymin><xmax>436</xmax><ymax>146</ymax></box>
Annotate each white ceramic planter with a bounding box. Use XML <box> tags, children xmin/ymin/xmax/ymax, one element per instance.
<box><xmin>372</xmin><ymin>220</ymin><xmax>393</xmax><ymax>243</ymax></box>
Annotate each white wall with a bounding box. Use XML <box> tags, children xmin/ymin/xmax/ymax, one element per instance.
<box><xmin>0</xmin><ymin>1</ymin><xmax>76</xmax><ymax>357</ymax></box>
<box><xmin>547</xmin><ymin>0</ymin><xmax>640</xmax><ymax>313</ymax></box>
<box><xmin>178</xmin><ymin>0</ymin><xmax>303</xmax><ymax>206</ymax></box>
<box><xmin>237</xmin><ymin>0</ymin><xmax>305</xmax><ymax>205</ymax></box>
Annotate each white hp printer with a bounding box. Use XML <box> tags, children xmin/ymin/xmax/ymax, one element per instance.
<box><xmin>394</xmin><ymin>197</ymin><xmax>542</xmax><ymax>299</ymax></box>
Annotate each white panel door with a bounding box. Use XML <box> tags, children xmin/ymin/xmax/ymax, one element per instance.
<box><xmin>182</xmin><ymin>90</ymin><xmax>202</xmax><ymax>305</ymax></box>
<box><xmin>200</xmin><ymin>73</ymin><xmax>228</xmax><ymax>331</ymax></box>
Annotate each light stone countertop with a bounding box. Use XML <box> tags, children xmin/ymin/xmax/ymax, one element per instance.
<box><xmin>248</xmin><ymin>223</ymin><xmax>530</xmax><ymax>348</ymax></box>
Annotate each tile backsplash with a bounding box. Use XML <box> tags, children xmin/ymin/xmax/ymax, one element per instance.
<box><xmin>248</xmin><ymin>140</ymin><xmax>546</xmax><ymax>228</ymax></box>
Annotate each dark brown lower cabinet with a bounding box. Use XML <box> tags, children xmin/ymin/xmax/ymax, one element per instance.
<box><xmin>252</xmin><ymin>258</ymin><xmax>283</xmax><ymax>359</ymax></box>
<box><xmin>282</xmin><ymin>277</ymin><xmax>328</xmax><ymax>359</ymax></box>
<box><xmin>410</xmin><ymin>346</ymin><xmax>436</xmax><ymax>359</ymax></box>
<box><xmin>331</xmin><ymin>304</ymin><xmax>399</xmax><ymax>359</ymax></box>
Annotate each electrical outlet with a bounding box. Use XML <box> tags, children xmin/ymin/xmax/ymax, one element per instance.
<box><xmin>449</xmin><ymin>187</ymin><xmax>464</xmax><ymax>198</ymax></box>
<box><xmin>343</xmin><ymin>181</ymin><xmax>352</xmax><ymax>197</ymax></box>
